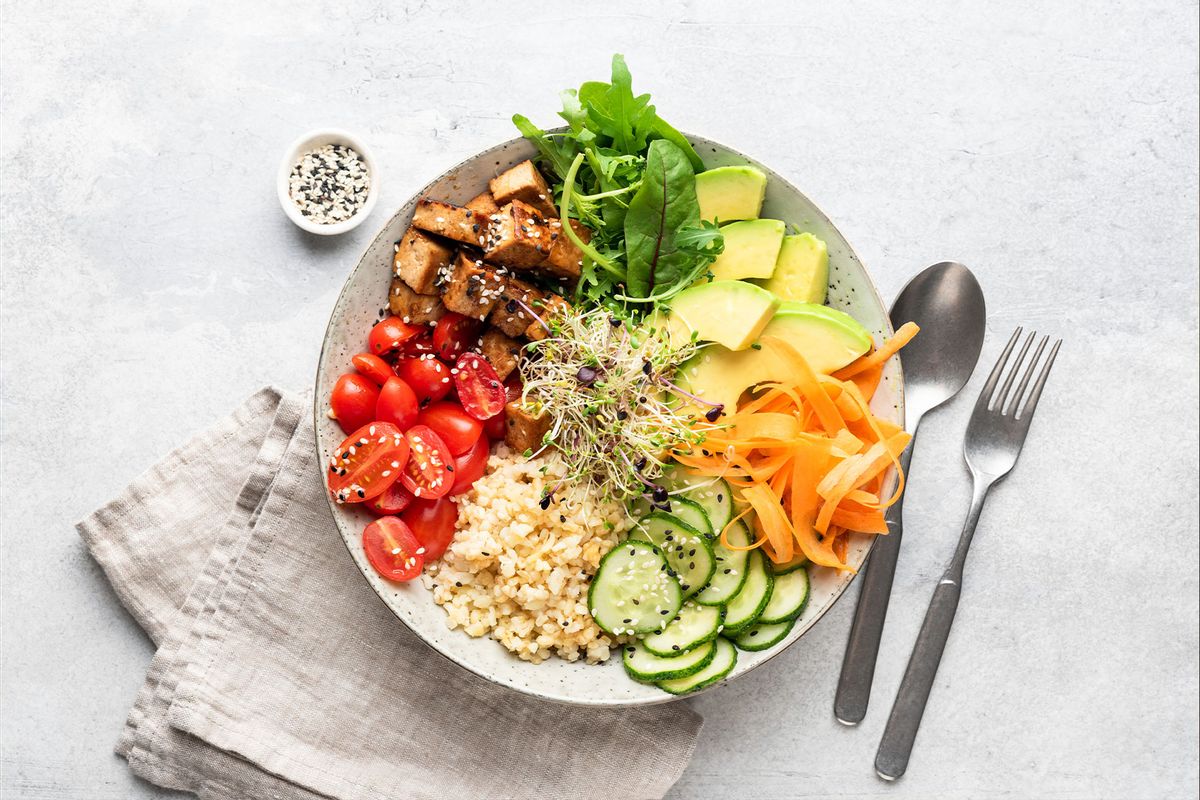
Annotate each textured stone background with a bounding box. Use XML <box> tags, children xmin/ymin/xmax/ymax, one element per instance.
<box><xmin>2</xmin><ymin>1</ymin><xmax>1197</xmax><ymax>798</ymax></box>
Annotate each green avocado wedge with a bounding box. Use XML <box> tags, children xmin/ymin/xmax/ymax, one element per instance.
<box><xmin>667</xmin><ymin>281</ymin><xmax>779</xmax><ymax>351</ymax></box>
<box><xmin>759</xmin><ymin>233</ymin><xmax>829</xmax><ymax>304</ymax></box>
<box><xmin>708</xmin><ymin>219</ymin><xmax>786</xmax><ymax>281</ymax></box>
<box><xmin>675</xmin><ymin>303</ymin><xmax>872</xmax><ymax>415</ymax></box>
<box><xmin>695</xmin><ymin>165</ymin><xmax>767</xmax><ymax>222</ymax></box>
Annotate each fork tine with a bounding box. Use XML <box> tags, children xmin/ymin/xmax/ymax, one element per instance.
<box><xmin>1017</xmin><ymin>339</ymin><xmax>1062</xmax><ymax>420</ymax></box>
<box><xmin>975</xmin><ymin>327</ymin><xmax>1022</xmax><ymax>412</ymax></box>
<box><xmin>1005</xmin><ymin>335</ymin><xmax>1048</xmax><ymax>416</ymax></box>
<box><xmin>994</xmin><ymin>331</ymin><xmax>1036</xmax><ymax>412</ymax></box>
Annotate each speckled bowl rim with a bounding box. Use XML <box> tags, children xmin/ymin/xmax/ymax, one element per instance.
<box><xmin>314</xmin><ymin>130</ymin><xmax>903</xmax><ymax>706</ymax></box>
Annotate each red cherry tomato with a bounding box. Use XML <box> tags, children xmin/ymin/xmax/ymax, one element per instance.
<box><xmin>432</xmin><ymin>312</ymin><xmax>484</xmax><ymax>362</ymax></box>
<box><xmin>327</xmin><ymin>422</ymin><xmax>409</xmax><ymax>503</ymax></box>
<box><xmin>483</xmin><ymin>410</ymin><xmax>506</xmax><ymax>441</ymax></box>
<box><xmin>368</xmin><ymin>316</ymin><xmax>421</xmax><ymax>356</ymax></box>
<box><xmin>399</xmin><ymin>330</ymin><xmax>436</xmax><ymax>357</ymax></box>
<box><xmin>418</xmin><ymin>401</ymin><xmax>483</xmax><ymax>455</ymax></box>
<box><xmin>503</xmin><ymin>373</ymin><xmax>524</xmax><ymax>403</ymax></box>
<box><xmin>400</xmin><ymin>424</ymin><xmax>453</xmax><ymax>499</ymax></box>
<box><xmin>401</xmin><ymin>497</ymin><xmax>458</xmax><ymax>560</ymax></box>
<box><xmin>366</xmin><ymin>479</ymin><xmax>414</xmax><ymax>516</ymax></box>
<box><xmin>362</xmin><ymin>517</ymin><xmax>423</xmax><ymax>581</ymax></box>
<box><xmin>395</xmin><ymin>356</ymin><xmax>452</xmax><ymax>405</ymax></box>
<box><xmin>453</xmin><ymin>353</ymin><xmax>506</xmax><ymax>420</ymax></box>
<box><xmin>449</xmin><ymin>434</ymin><xmax>489</xmax><ymax>496</ymax></box>
<box><xmin>329</xmin><ymin>373</ymin><xmax>381</xmax><ymax>435</ymax></box>
<box><xmin>376</xmin><ymin>377</ymin><xmax>420</xmax><ymax>430</ymax></box>
<box><xmin>484</xmin><ymin>374</ymin><xmax>522</xmax><ymax>439</ymax></box>
<box><xmin>351</xmin><ymin>352</ymin><xmax>394</xmax><ymax>386</ymax></box>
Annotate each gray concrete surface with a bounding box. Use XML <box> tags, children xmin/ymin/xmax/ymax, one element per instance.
<box><xmin>2</xmin><ymin>2</ymin><xmax>1198</xmax><ymax>798</ymax></box>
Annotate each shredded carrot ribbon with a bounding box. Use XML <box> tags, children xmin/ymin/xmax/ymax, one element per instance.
<box><xmin>677</xmin><ymin>325</ymin><xmax>917</xmax><ymax>572</ymax></box>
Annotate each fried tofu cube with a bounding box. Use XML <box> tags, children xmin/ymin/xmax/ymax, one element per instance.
<box><xmin>393</xmin><ymin>226</ymin><xmax>455</xmax><ymax>295</ymax></box>
<box><xmin>540</xmin><ymin>218</ymin><xmax>589</xmax><ymax>282</ymax></box>
<box><xmin>465</xmin><ymin>191</ymin><xmax>500</xmax><ymax>217</ymax></box>
<box><xmin>524</xmin><ymin>294</ymin><xmax>571</xmax><ymax>342</ymax></box>
<box><xmin>441</xmin><ymin>252</ymin><xmax>506</xmax><ymax>320</ymax></box>
<box><xmin>487</xmin><ymin>276</ymin><xmax>546</xmax><ymax>337</ymax></box>
<box><xmin>483</xmin><ymin>200</ymin><xmax>552</xmax><ymax>269</ymax></box>
<box><xmin>489</xmin><ymin>160</ymin><xmax>558</xmax><ymax>218</ymax></box>
<box><xmin>389</xmin><ymin>277</ymin><xmax>445</xmax><ymax>325</ymax></box>
<box><xmin>504</xmin><ymin>401</ymin><xmax>552</xmax><ymax>453</ymax></box>
<box><xmin>479</xmin><ymin>329</ymin><xmax>522</xmax><ymax>381</ymax></box>
<box><xmin>411</xmin><ymin>198</ymin><xmax>489</xmax><ymax>247</ymax></box>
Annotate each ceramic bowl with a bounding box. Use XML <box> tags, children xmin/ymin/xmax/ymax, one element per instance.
<box><xmin>278</xmin><ymin>129</ymin><xmax>380</xmax><ymax>236</ymax></box>
<box><xmin>314</xmin><ymin>133</ymin><xmax>903</xmax><ymax>706</ymax></box>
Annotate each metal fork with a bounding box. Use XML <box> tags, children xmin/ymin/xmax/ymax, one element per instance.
<box><xmin>875</xmin><ymin>328</ymin><xmax>1062</xmax><ymax>781</ymax></box>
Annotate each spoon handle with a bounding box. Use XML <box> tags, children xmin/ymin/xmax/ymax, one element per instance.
<box><xmin>833</xmin><ymin>441</ymin><xmax>915</xmax><ymax>725</ymax></box>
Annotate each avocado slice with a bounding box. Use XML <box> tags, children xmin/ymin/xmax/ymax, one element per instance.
<box><xmin>676</xmin><ymin>303</ymin><xmax>872</xmax><ymax>414</ymax></box>
<box><xmin>764</xmin><ymin>303</ymin><xmax>871</xmax><ymax>371</ymax></box>
<box><xmin>667</xmin><ymin>281</ymin><xmax>780</xmax><ymax>351</ymax></box>
<box><xmin>695</xmin><ymin>166</ymin><xmax>767</xmax><ymax>222</ymax></box>
<box><xmin>759</xmin><ymin>233</ymin><xmax>829</xmax><ymax>304</ymax></box>
<box><xmin>708</xmin><ymin>219</ymin><xmax>786</xmax><ymax>281</ymax></box>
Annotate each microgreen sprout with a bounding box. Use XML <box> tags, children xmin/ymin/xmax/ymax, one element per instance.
<box><xmin>518</xmin><ymin>304</ymin><xmax>706</xmax><ymax>501</ymax></box>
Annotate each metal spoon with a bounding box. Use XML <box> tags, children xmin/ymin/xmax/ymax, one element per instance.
<box><xmin>834</xmin><ymin>261</ymin><xmax>986</xmax><ymax>725</ymax></box>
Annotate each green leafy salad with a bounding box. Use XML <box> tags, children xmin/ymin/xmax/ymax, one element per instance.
<box><xmin>513</xmin><ymin>55</ymin><xmax>725</xmax><ymax>309</ymax></box>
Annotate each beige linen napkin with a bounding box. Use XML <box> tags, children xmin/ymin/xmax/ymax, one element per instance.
<box><xmin>79</xmin><ymin>387</ymin><xmax>702</xmax><ymax>800</ymax></box>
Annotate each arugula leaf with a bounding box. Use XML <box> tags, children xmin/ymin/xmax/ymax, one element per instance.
<box><xmin>623</xmin><ymin>140</ymin><xmax>705</xmax><ymax>297</ymax></box>
<box><xmin>511</xmin><ymin>114</ymin><xmax>576</xmax><ymax>180</ymax></box>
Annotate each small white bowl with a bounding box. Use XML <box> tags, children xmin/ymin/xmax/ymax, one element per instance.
<box><xmin>277</xmin><ymin>129</ymin><xmax>380</xmax><ymax>236</ymax></box>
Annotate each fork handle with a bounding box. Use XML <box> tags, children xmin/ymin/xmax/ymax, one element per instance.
<box><xmin>875</xmin><ymin>479</ymin><xmax>991</xmax><ymax>780</ymax></box>
<box><xmin>834</xmin><ymin>442</ymin><xmax>915</xmax><ymax>725</ymax></box>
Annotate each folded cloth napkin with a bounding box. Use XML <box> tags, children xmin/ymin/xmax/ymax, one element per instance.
<box><xmin>79</xmin><ymin>387</ymin><xmax>702</xmax><ymax>800</ymax></box>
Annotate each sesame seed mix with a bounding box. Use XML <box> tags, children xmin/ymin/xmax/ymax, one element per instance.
<box><xmin>288</xmin><ymin>143</ymin><xmax>370</xmax><ymax>224</ymax></box>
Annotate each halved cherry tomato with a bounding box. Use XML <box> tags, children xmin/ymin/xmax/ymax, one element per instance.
<box><xmin>351</xmin><ymin>352</ymin><xmax>394</xmax><ymax>386</ymax></box>
<box><xmin>368</xmin><ymin>315</ymin><xmax>421</xmax><ymax>356</ymax></box>
<box><xmin>418</xmin><ymin>401</ymin><xmax>482</xmax><ymax>455</ymax></box>
<box><xmin>401</xmin><ymin>497</ymin><xmax>458</xmax><ymax>560</ymax></box>
<box><xmin>433</xmin><ymin>312</ymin><xmax>483</xmax><ymax>362</ymax></box>
<box><xmin>330</xmin><ymin>373</ymin><xmax>381</xmax><ymax>435</ymax></box>
<box><xmin>376</xmin><ymin>376</ymin><xmax>420</xmax><ymax>430</ymax></box>
<box><xmin>400</xmin><ymin>424</ymin><xmax>453</xmax><ymax>499</ymax></box>
<box><xmin>362</xmin><ymin>517</ymin><xmax>423</xmax><ymax>581</ymax></box>
<box><xmin>327</xmin><ymin>422</ymin><xmax>409</xmax><ymax>503</ymax></box>
<box><xmin>395</xmin><ymin>355</ymin><xmax>452</xmax><ymax>406</ymax></box>
<box><xmin>449</xmin><ymin>434</ymin><xmax>489</xmax><ymax>495</ymax></box>
<box><xmin>453</xmin><ymin>353</ymin><xmax>506</xmax><ymax>420</ymax></box>
<box><xmin>367</xmin><ymin>479</ymin><xmax>414</xmax><ymax>516</ymax></box>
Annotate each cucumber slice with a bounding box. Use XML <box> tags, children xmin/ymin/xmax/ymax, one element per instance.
<box><xmin>757</xmin><ymin>565</ymin><xmax>809</xmax><ymax>624</ymax></box>
<box><xmin>630</xmin><ymin>513</ymin><xmax>716</xmax><ymax>599</ymax></box>
<box><xmin>641</xmin><ymin>601</ymin><xmax>724</xmax><ymax>657</ymax></box>
<box><xmin>623</xmin><ymin>640</ymin><xmax>716</xmax><ymax>683</ymax></box>
<box><xmin>722</xmin><ymin>549</ymin><xmax>773</xmax><ymax>635</ymax></box>
<box><xmin>731</xmin><ymin>619</ymin><xmax>796</xmax><ymax>651</ymax></box>
<box><xmin>663</xmin><ymin>468</ymin><xmax>733</xmax><ymax>532</ymax></box>
<box><xmin>693</xmin><ymin>520</ymin><xmax>751</xmax><ymax>606</ymax></box>
<box><xmin>669</xmin><ymin>497</ymin><xmax>712</xmax><ymax>537</ymax></box>
<box><xmin>588</xmin><ymin>541</ymin><xmax>682</xmax><ymax>636</ymax></box>
<box><xmin>657</xmin><ymin>636</ymin><xmax>737</xmax><ymax>695</ymax></box>
<box><xmin>772</xmin><ymin>552</ymin><xmax>809</xmax><ymax>574</ymax></box>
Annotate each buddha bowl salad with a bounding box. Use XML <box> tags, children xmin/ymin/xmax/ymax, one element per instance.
<box><xmin>324</xmin><ymin>55</ymin><xmax>917</xmax><ymax>694</ymax></box>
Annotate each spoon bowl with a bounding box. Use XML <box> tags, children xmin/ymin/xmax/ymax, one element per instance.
<box><xmin>891</xmin><ymin>261</ymin><xmax>987</xmax><ymax>424</ymax></box>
